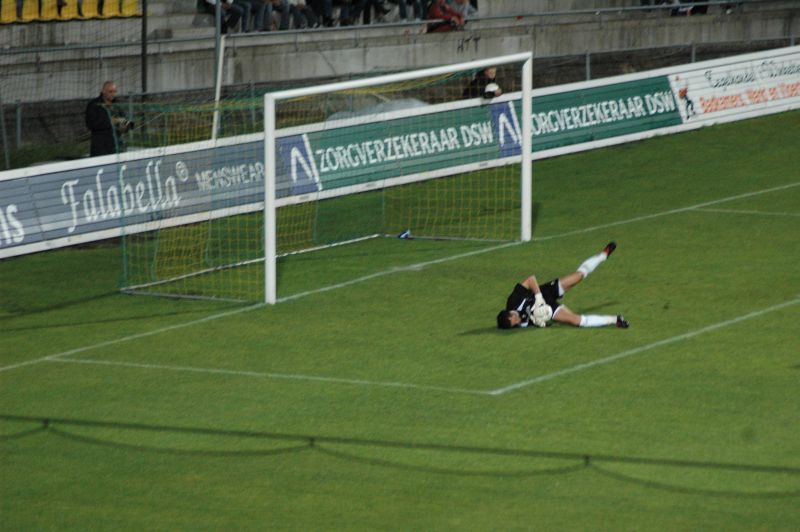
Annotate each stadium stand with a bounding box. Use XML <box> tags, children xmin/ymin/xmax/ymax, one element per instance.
<box><xmin>0</xmin><ymin>0</ymin><xmax>140</xmax><ymax>23</ymax></box>
<box><xmin>80</xmin><ymin>0</ymin><xmax>101</xmax><ymax>19</ymax></box>
<box><xmin>100</xmin><ymin>0</ymin><xmax>122</xmax><ymax>18</ymax></box>
<box><xmin>40</xmin><ymin>0</ymin><xmax>58</xmax><ymax>20</ymax></box>
<box><xmin>59</xmin><ymin>0</ymin><xmax>81</xmax><ymax>20</ymax></box>
<box><xmin>122</xmin><ymin>0</ymin><xmax>140</xmax><ymax>16</ymax></box>
<box><xmin>21</xmin><ymin>0</ymin><xmax>39</xmax><ymax>22</ymax></box>
<box><xmin>0</xmin><ymin>0</ymin><xmax>16</xmax><ymax>23</ymax></box>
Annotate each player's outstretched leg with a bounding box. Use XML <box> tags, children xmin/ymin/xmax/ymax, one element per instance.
<box><xmin>552</xmin><ymin>307</ymin><xmax>630</xmax><ymax>329</ymax></box>
<box><xmin>560</xmin><ymin>242</ymin><xmax>618</xmax><ymax>293</ymax></box>
<box><xmin>576</xmin><ymin>314</ymin><xmax>630</xmax><ymax>328</ymax></box>
<box><xmin>578</xmin><ymin>241</ymin><xmax>616</xmax><ymax>279</ymax></box>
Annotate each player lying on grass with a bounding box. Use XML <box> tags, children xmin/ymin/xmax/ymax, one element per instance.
<box><xmin>496</xmin><ymin>242</ymin><xmax>630</xmax><ymax>329</ymax></box>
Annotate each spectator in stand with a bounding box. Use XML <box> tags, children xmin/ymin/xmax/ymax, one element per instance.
<box><xmin>690</xmin><ymin>0</ymin><xmax>708</xmax><ymax>15</ymax></box>
<box><xmin>265</xmin><ymin>0</ymin><xmax>292</xmax><ymax>30</ymax></box>
<box><xmin>338</xmin><ymin>0</ymin><xmax>357</xmax><ymax>25</ymax></box>
<box><xmin>395</xmin><ymin>0</ymin><xmax>424</xmax><ymax>21</ymax></box>
<box><xmin>308</xmin><ymin>0</ymin><xmax>335</xmax><ymax>26</ymax></box>
<box><xmin>239</xmin><ymin>0</ymin><xmax>267</xmax><ymax>31</ymax></box>
<box><xmin>669</xmin><ymin>0</ymin><xmax>692</xmax><ymax>16</ymax></box>
<box><xmin>349</xmin><ymin>0</ymin><xmax>390</xmax><ymax>25</ymax></box>
<box><xmin>204</xmin><ymin>0</ymin><xmax>245</xmax><ymax>33</ymax></box>
<box><xmin>448</xmin><ymin>0</ymin><xmax>477</xmax><ymax>18</ymax></box>
<box><xmin>291</xmin><ymin>0</ymin><xmax>321</xmax><ymax>27</ymax></box>
<box><xmin>427</xmin><ymin>0</ymin><xmax>464</xmax><ymax>32</ymax></box>
<box><xmin>722</xmin><ymin>3</ymin><xmax>742</xmax><ymax>14</ymax></box>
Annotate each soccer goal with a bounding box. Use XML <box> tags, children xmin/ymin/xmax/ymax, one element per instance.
<box><xmin>264</xmin><ymin>53</ymin><xmax>533</xmax><ymax>303</ymax></box>
<box><xmin>120</xmin><ymin>53</ymin><xmax>532</xmax><ymax>303</ymax></box>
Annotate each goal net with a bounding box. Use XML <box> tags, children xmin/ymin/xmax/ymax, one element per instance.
<box><xmin>121</xmin><ymin>53</ymin><xmax>532</xmax><ymax>303</ymax></box>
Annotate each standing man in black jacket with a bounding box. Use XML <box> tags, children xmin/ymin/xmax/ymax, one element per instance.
<box><xmin>85</xmin><ymin>80</ymin><xmax>131</xmax><ymax>157</ymax></box>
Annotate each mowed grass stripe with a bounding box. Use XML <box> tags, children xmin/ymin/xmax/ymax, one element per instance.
<box><xmin>490</xmin><ymin>296</ymin><xmax>800</xmax><ymax>395</ymax></box>
<box><xmin>2</xmin><ymin>180</ymin><xmax>796</xmax><ymax>374</ymax></box>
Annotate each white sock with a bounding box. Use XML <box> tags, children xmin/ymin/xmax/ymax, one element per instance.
<box><xmin>577</xmin><ymin>251</ymin><xmax>607</xmax><ymax>278</ymax></box>
<box><xmin>579</xmin><ymin>315</ymin><xmax>617</xmax><ymax>328</ymax></box>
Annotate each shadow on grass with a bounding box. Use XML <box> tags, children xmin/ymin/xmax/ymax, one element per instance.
<box><xmin>2</xmin><ymin>413</ymin><xmax>799</xmax><ymax>497</ymax></box>
<box><xmin>0</xmin><ymin>291</ymin><xmax>242</xmax><ymax>332</ymax></box>
<box><xmin>531</xmin><ymin>201</ymin><xmax>542</xmax><ymax>237</ymax></box>
<box><xmin>0</xmin><ymin>290</ymin><xmax>121</xmax><ymax>319</ymax></box>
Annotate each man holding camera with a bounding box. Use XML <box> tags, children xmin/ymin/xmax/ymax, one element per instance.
<box><xmin>462</xmin><ymin>67</ymin><xmax>502</xmax><ymax>99</ymax></box>
<box><xmin>85</xmin><ymin>80</ymin><xmax>132</xmax><ymax>157</ymax></box>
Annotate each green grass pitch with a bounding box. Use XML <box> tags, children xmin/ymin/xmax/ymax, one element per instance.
<box><xmin>1</xmin><ymin>110</ymin><xmax>799</xmax><ymax>530</ymax></box>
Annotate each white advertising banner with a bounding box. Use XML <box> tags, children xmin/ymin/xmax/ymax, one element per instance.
<box><xmin>2</xmin><ymin>46</ymin><xmax>799</xmax><ymax>259</ymax></box>
<box><xmin>667</xmin><ymin>46</ymin><xmax>800</xmax><ymax>123</ymax></box>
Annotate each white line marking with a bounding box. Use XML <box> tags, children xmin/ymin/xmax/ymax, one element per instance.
<box><xmin>536</xmin><ymin>181</ymin><xmax>800</xmax><ymax>241</ymax></box>
<box><xmin>3</xmin><ymin>182</ymin><xmax>798</xmax><ymax>378</ymax></box>
<box><xmin>277</xmin><ymin>241</ymin><xmax>520</xmax><ymax>303</ymax></box>
<box><xmin>0</xmin><ymin>304</ymin><xmax>264</xmax><ymax>373</ymax></box>
<box><xmin>49</xmin><ymin>358</ymin><xmax>492</xmax><ymax>396</ymax></box>
<box><xmin>694</xmin><ymin>208</ymin><xmax>800</xmax><ymax>218</ymax></box>
<box><xmin>39</xmin><ymin>297</ymin><xmax>800</xmax><ymax>396</ymax></box>
<box><xmin>489</xmin><ymin>297</ymin><xmax>800</xmax><ymax>396</ymax></box>
<box><xmin>0</xmin><ymin>243</ymin><xmax>519</xmax><ymax>374</ymax></box>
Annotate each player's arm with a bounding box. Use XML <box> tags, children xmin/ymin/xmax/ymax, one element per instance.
<box><xmin>521</xmin><ymin>274</ymin><xmax>547</xmax><ymax>309</ymax></box>
<box><xmin>520</xmin><ymin>274</ymin><xmax>541</xmax><ymax>294</ymax></box>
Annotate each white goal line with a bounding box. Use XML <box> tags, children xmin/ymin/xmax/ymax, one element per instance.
<box><xmin>693</xmin><ymin>208</ymin><xmax>800</xmax><ymax>218</ymax></box>
<box><xmin>535</xmin><ymin>181</ymin><xmax>800</xmax><ymax>242</ymax></box>
<box><xmin>488</xmin><ymin>296</ymin><xmax>800</xmax><ymax>396</ymax></box>
<box><xmin>37</xmin><ymin>295</ymin><xmax>800</xmax><ymax>396</ymax></box>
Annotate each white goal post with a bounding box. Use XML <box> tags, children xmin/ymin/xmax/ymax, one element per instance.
<box><xmin>263</xmin><ymin>53</ymin><xmax>533</xmax><ymax>304</ymax></box>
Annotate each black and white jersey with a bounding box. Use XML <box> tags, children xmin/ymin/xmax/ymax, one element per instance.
<box><xmin>505</xmin><ymin>283</ymin><xmax>536</xmax><ymax>328</ymax></box>
<box><xmin>505</xmin><ymin>280</ymin><xmax>563</xmax><ymax>328</ymax></box>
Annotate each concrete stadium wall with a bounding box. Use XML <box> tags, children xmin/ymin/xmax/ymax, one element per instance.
<box><xmin>0</xmin><ymin>4</ymin><xmax>798</xmax><ymax>103</ymax></box>
<box><xmin>129</xmin><ymin>7</ymin><xmax>800</xmax><ymax>95</ymax></box>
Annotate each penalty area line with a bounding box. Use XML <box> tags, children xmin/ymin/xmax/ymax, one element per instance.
<box><xmin>489</xmin><ymin>297</ymin><xmax>800</xmax><ymax>396</ymax></box>
<box><xmin>48</xmin><ymin>357</ymin><xmax>492</xmax><ymax>396</ymax></box>
<box><xmin>0</xmin><ymin>303</ymin><xmax>265</xmax><ymax>373</ymax></box>
<box><xmin>535</xmin><ymin>181</ymin><xmax>800</xmax><ymax>241</ymax></box>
